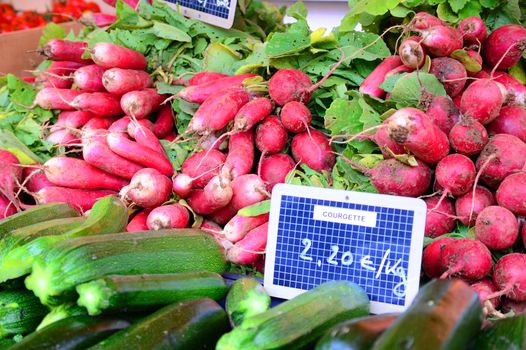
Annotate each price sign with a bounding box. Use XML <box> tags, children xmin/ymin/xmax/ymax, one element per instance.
<box><xmin>264</xmin><ymin>184</ymin><xmax>426</xmax><ymax>314</ymax></box>
<box><xmin>161</xmin><ymin>0</ymin><xmax>237</xmax><ymax>29</ymax></box>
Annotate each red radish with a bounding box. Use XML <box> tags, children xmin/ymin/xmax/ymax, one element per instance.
<box><xmin>0</xmin><ymin>195</ymin><xmax>17</xmax><ymax>219</ymax></box>
<box><xmin>384</xmin><ymin>65</ymin><xmax>414</xmax><ymax>79</ymax></box>
<box><xmin>90</xmin><ymin>42</ymin><xmax>147</xmax><ymax>70</ymax></box>
<box><xmin>465</xmin><ymin>50</ymin><xmax>483</xmax><ymax>76</ymax></box>
<box><xmin>487</xmin><ymin>105</ymin><xmax>526</xmax><ymax>142</ymax></box>
<box><xmin>46</xmin><ymin>60</ymin><xmax>84</xmax><ymax>76</ymax></box>
<box><xmin>435</xmin><ymin>154</ymin><xmax>476</xmax><ymax>199</ymax></box>
<box><xmin>455</xmin><ymin>186</ymin><xmax>495</xmax><ymax>226</ymax></box>
<box><xmin>0</xmin><ymin>150</ymin><xmax>21</xmax><ymax>210</ymax></box>
<box><xmin>222</xmin><ymin>130</ymin><xmax>254</xmax><ymax>180</ymax></box>
<box><xmin>419</xmin><ymin>25</ymin><xmax>463</xmax><ymax>57</ymax></box>
<box><xmin>200</xmin><ymin>219</ymin><xmax>222</xmax><ymax>236</ymax></box>
<box><xmin>439</xmin><ymin>238</ymin><xmax>492</xmax><ymax>280</ymax></box>
<box><xmin>233</xmin><ymin>97</ymin><xmax>273</xmax><ymax>132</ymax></box>
<box><xmin>429</xmin><ymin>57</ymin><xmax>467</xmax><ymax>97</ymax></box>
<box><xmin>230</xmin><ymin>174</ymin><xmax>269</xmax><ymax>210</ymax></box>
<box><xmin>126</xmin><ymin>209</ymin><xmax>150</xmax><ymax>232</ymax></box>
<box><xmin>260</xmin><ymin>153</ymin><xmax>295</xmax><ymax>191</ymax></box>
<box><xmin>146</xmin><ymin>204</ymin><xmax>190</xmax><ymax>230</ymax></box>
<box><xmin>460</xmin><ymin>79</ymin><xmax>504</xmax><ymax>125</ymax></box>
<box><xmin>181</xmin><ymin>149</ymin><xmax>226</xmax><ymax>188</ymax></box>
<box><xmin>172</xmin><ymin>174</ymin><xmax>194</xmax><ymax>199</ymax></box>
<box><xmin>267</xmin><ymin>69</ymin><xmax>313</xmax><ymax>106</ymax></box>
<box><xmin>280</xmin><ymin>101</ymin><xmax>312</xmax><ymax>133</ymax></box>
<box><xmin>449</xmin><ymin>119</ymin><xmax>488</xmax><ymax>156</ymax></box>
<box><xmin>256</xmin><ymin>116</ymin><xmax>288</xmax><ymax>156</ymax></box>
<box><xmin>46</xmin><ymin>129</ymin><xmax>79</xmax><ymax>146</ymax></box>
<box><xmin>425</xmin><ymin>95</ymin><xmax>461</xmax><ymax>134</ymax></box>
<box><xmin>475</xmin><ymin>205</ymin><xmax>518</xmax><ymax>250</ymax></box>
<box><xmin>106</xmin><ymin>132</ymin><xmax>174</xmax><ymax>176</ymax></box>
<box><xmin>120</xmin><ymin>89</ymin><xmax>166</xmax><ymax>119</ymax></box>
<box><xmin>359</xmin><ymin>56</ymin><xmax>403</xmax><ymax>98</ymax></box>
<box><xmin>35</xmin><ymin>187</ymin><xmax>116</xmax><ymax>212</ymax></box>
<box><xmin>398</xmin><ymin>36</ymin><xmax>425</xmax><ymax>69</ymax></box>
<box><xmin>476</xmin><ymin>134</ymin><xmax>526</xmax><ymax>188</ymax></box>
<box><xmin>187</xmin><ymin>176</ymin><xmax>233</xmax><ymax>215</ymax></box>
<box><xmin>83</xmin><ymin>117</ymin><xmax>118</xmax><ymax>131</ymax></box>
<box><xmin>458</xmin><ymin>17</ymin><xmax>487</xmax><ymax>44</ymax></box>
<box><xmin>22</xmin><ymin>168</ymin><xmax>54</xmax><ymax>194</ymax></box>
<box><xmin>120</xmin><ymin>168</ymin><xmax>172</xmax><ymax>208</ymax></box>
<box><xmin>102</xmin><ymin>68</ymin><xmax>152</xmax><ymax>96</ymax></box>
<box><xmin>483</xmin><ymin>24</ymin><xmax>526</xmax><ymax>70</ymax></box>
<box><xmin>386</xmin><ymin>107</ymin><xmax>450</xmax><ymax>164</ymax></box>
<box><xmin>493</xmin><ymin>71</ymin><xmax>526</xmax><ymax>106</ymax></box>
<box><xmin>227</xmin><ymin>223</ymin><xmax>268</xmax><ymax>264</ymax></box>
<box><xmin>72</xmin><ymin>65</ymin><xmax>106</xmax><ymax>92</ymax></box>
<box><xmin>152</xmin><ymin>105</ymin><xmax>174</xmax><ymax>138</ymax></box>
<box><xmin>35</xmin><ymin>88</ymin><xmax>82</xmax><ymax>110</ymax></box>
<box><xmin>471</xmin><ymin>279</ymin><xmax>501</xmax><ymax>312</ymax></box>
<box><xmin>173</xmin><ymin>72</ymin><xmax>228</xmax><ymax>86</ymax></box>
<box><xmin>411</xmin><ymin>12</ymin><xmax>444</xmax><ymax>30</ymax></box>
<box><xmin>40</xmin><ymin>39</ymin><xmax>90</xmax><ymax>64</ymax></box>
<box><xmin>39</xmin><ymin>61</ymin><xmax>82</xmax><ymax>89</ymax></box>
<box><xmin>178</xmin><ymin>74</ymin><xmax>257</xmax><ymax>104</ymax></box>
<box><xmin>79</xmin><ymin>12</ymin><xmax>117</xmax><ymax>27</ymax></box>
<box><xmin>223</xmin><ymin>213</ymin><xmax>269</xmax><ymax>243</ymax></box>
<box><xmin>209</xmin><ymin>205</ymin><xmax>238</xmax><ymax>226</ymax></box>
<box><xmin>44</xmin><ymin>157</ymin><xmax>128</xmax><ymax>191</ymax></box>
<box><xmin>291</xmin><ymin>129</ymin><xmax>335</xmax><ymax>172</ymax></box>
<box><xmin>496</xmin><ymin>172</ymin><xmax>526</xmax><ymax>216</ymax></box>
<box><xmin>62</xmin><ymin>111</ymin><xmax>95</xmax><ymax>129</ymax></box>
<box><xmin>108</xmin><ymin>117</ymin><xmax>134</xmax><ymax>133</ymax></box>
<box><xmin>71</xmin><ymin>92</ymin><xmax>123</xmax><ymax>118</ymax></box>
<box><xmin>452</xmin><ymin>94</ymin><xmax>462</xmax><ymax>109</ymax></box>
<box><xmin>490</xmin><ymin>253</ymin><xmax>526</xmax><ymax>301</ymax></box>
<box><xmin>424</xmin><ymin>196</ymin><xmax>456</xmax><ymax>238</ymax></box>
<box><xmin>422</xmin><ymin>237</ymin><xmax>455</xmax><ymax>278</ymax></box>
<box><xmin>127</xmin><ymin>122</ymin><xmax>167</xmax><ymax>155</ymax></box>
<box><xmin>199</xmin><ymin>133</ymin><xmax>223</xmax><ymax>151</ymax></box>
<box><xmin>500</xmin><ymin>298</ymin><xmax>526</xmax><ymax>314</ymax></box>
<box><xmin>163</xmin><ymin>131</ymin><xmax>177</xmax><ymax>142</ymax></box>
<box><xmin>368</xmin><ymin>159</ymin><xmax>432</xmax><ymax>197</ymax></box>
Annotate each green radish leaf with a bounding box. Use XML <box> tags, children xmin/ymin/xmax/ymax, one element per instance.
<box><xmin>448</xmin><ymin>0</ymin><xmax>469</xmax><ymax>13</ymax></box>
<box><xmin>202</xmin><ymin>43</ymin><xmax>242</xmax><ymax>74</ymax></box>
<box><xmin>451</xmin><ymin>49</ymin><xmax>482</xmax><ymax>73</ymax></box>
<box><xmin>389</xmin><ymin>5</ymin><xmax>414</xmax><ymax>17</ymax></box>
<box><xmin>152</xmin><ymin>21</ymin><xmax>192</xmax><ymax>42</ymax></box>
<box><xmin>389</xmin><ymin>72</ymin><xmax>447</xmax><ymax>108</ymax></box>
<box><xmin>509</xmin><ymin>60</ymin><xmax>526</xmax><ymax>84</ymax></box>
<box><xmin>333</xmin><ymin>32</ymin><xmax>390</xmax><ymax>62</ymax></box>
<box><xmin>437</xmin><ymin>2</ymin><xmax>459</xmax><ymax>22</ymax></box>
<box><xmin>480</xmin><ymin>0</ymin><xmax>498</xmax><ymax>9</ymax></box>
<box><xmin>162</xmin><ymin>141</ymin><xmax>189</xmax><ymax>172</ymax></box>
<box><xmin>38</xmin><ymin>23</ymin><xmax>66</xmax><ymax>48</ymax></box>
<box><xmin>458</xmin><ymin>0</ymin><xmax>482</xmax><ymax>18</ymax></box>
<box><xmin>379</xmin><ymin>73</ymin><xmax>407</xmax><ymax>93</ymax></box>
<box><xmin>238</xmin><ymin>200</ymin><xmax>271</xmax><ymax>217</ymax></box>
<box><xmin>265</xmin><ymin>20</ymin><xmax>310</xmax><ymax>58</ymax></box>
<box><xmin>286</xmin><ymin>1</ymin><xmax>308</xmax><ymax>20</ymax></box>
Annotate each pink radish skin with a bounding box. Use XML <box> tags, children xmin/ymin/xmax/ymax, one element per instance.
<box><xmin>36</xmin><ymin>187</ymin><xmax>116</xmax><ymax>212</ymax></box>
<box><xmin>223</xmin><ymin>213</ymin><xmax>270</xmax><ymax>243</ymax></box>
<box><xmin>386</xmin><ymin>107</ymin><xmax>450</xmax><ymax>164</ymax></box>
<box><xmin>496</xmin><ymin>172</ymin><xmax>526</xmax><ymax>216</ymax></box>
<box><xmin>435</xmin><ymin>154</ymin><xmax>476</xmax><ymax>197</ymax></box>
<box><xmin>384</xmin><ymin>65</ymin><xmax>414</xmax><ymax>79</ymax></box>
<box><xmin>471</xmin><ymin>279</ymin><xmax>501</xmax><ymax>310</ymax></box>
<box><xmin>35</xmin><ymin>88</ymin><xmax>82</xmax><ymax>110</ymax></box>
<box><xmin>127</xmin><ymin>122</ymin><xmax>167</xmax><ymax>156</ymax></box>
<box><xmin>487</xmin><ymin>106</ymin><xmax>526</xmax><ymax>142</ymax></box>
<box><xmin>40</xmin><ymin>61</ymin><xmax>82</xmax><ymax>89</ymax></box>
<box><xmin>181</xmin><ymin>149</ymin><xmax>226</xmax><ymax>188</ymax></box>
<box><xmin>493</xmin><ymin>71</ymin><xmax>526</xmax><ymax>106</ymax></box>
<box><xmin>419</xmin><ymin>25</ymin><xmax>463</xmax><ymax>57</ymax></box>
<box><xmin>465</xmin><ymin>51</ymin><xmax>483</xmax><ymax>77</ymax></box>
<box><xmin>223</xmin><ymin>130</ymin><xmax>254</xmax><ymax>180</ymax></box>
<box><xmin>422</xmin><ymin>237</ymin><xmax>455</xmax><ymax>278</ymax></box>
<box><xmin>120</xmin><ymin>168</ymin><xmax>172</xmax><ymax>208</ymax></box>
<box><xmin>455</xmin><ymin>186</ymin><xmax>495</xmax><ymax>226</ymax></box>
<box><xmin>483</xmin><ymin>24</ymin><xmax>526</xmax><ymax>70</ymax></box>
<box><xmin>230</xmin><ymin>174</ymin><xmax>269</xmax><ymax>210</ymax></box>
<box><xmin>178</xmin><ymin>74</ymin><xmax>257</xmax><ymax>104</ymax></box>
<box><xmin>108</xmin><ymin>117</ymin><xmax>138</xmax><ymax>133</ymax></box>
<box><xmin>0</xmin><ymin>150</ymin><xmax>22</xmax><ymax>206</ymax></box>
<box><xmin>146</xmin><ymin>204</ymin><xmax>190</xmax><ymax>230</ymax></box>
<box><xmin>233</xmin><ymin>97</ymin><xmax>273</xmax><ymax>132</ymax></box>
<box><xmin>491</xmin><ymin>253</ymin><xmax>526</xmax><ymax>301</ymax></box>
<box><xmin>90</xmin><ymin>42</ymin><xmax>147</xmax><ymax>70</ymax></box>
<box><xmin>79</xmin><ymin>12</ymin><xmax>117</xmax><ymax>27</ymax></box>
<box><xmin>424</xmin><ymin>196</ymin><xmax>456</xmax><ymax>238</ymax></box>
<box><xmin>44</xmin><ymin>156</ymin><xmax>129</xmax><ymax>191</ymax></box>
<box><xmin>256</xmin><ymin>116</ymin><xmax>288</xmax><ymax>155</ymax></box>
<box><xmin>187</xmin><ymin>175</ymin><xmax>233</xmax><ymax>215</ymax></box>
<box><xmin>268</xmin><ymin>69</ymin><xmax>314</xmax><ymax>106</ymax></box>
<box><xmin>120</xmin><ymin>88</ymin><xmax>166</xmax><ymax>119</ymax></box>
<box><xmin>371</xmin><ymin>122</ymin><xmax>407</xmax><ymax>158</ymax></box>
<box><xmin>425</xmin><ymin>95</ymin><xmax>461</xmax><ymax>134</ymax></box>
<box><xmin>280</xmin><ymin>101</ymin><xmax>312</xmax><ymax>133</ymax></box>
<box><xmin>72</xmin><ymin>65</ymin><xmax>106</xmax><ymax>92</ymax></box>
<box><xmin>458</xmin><ymin>16</ymin><xmax>487</xmax><ymax>44</ymax></box>
<box><xmin>476</xmin><ymin>134</ymin><xmax>526</xmax><ymax>188</ymax></box>
<box><xmin>62</xmin><ymin>111</ymin><xmax>95</xmax><ymax>129</ymax></box>
<box><xmin>209</xmin><ymin>205</ymin><xmax>238</xmax><ymax>226</ymax></box>
<box><xmin>460</xmin><ymin>79</ymin><xmax>504</xmax><ymax>125</ymax></box>
<box><xmin>199</xmin><ymin>133</ymin><xmax>222</xmax><ymax>151</ymax></box>
<box><xmin>172</xmin><ymin>174</ymin><xmax>194</xmax><ymax>199</ymax></box>
<box><xmin>449</xmin><ymin>119</ymin><xmax>488</xmax><ymax>156</ymax></box>
<box><xmin>440</xmin><ymin>238</ymin><xmax>492</xmax><ymax>280</ymax></box>
<box><xmin>185</xmin><ymin>72</ymin><xmax>229</xmax><ymax>86</ymax></box>
<box><xmin>398</xmin><ymin>36</ymin><xmax>425</xmax><ymax>69</ymax></box>
<box><xmin>475</xmin><ymin>205</ymin><xmax>519</xmax><ymax>250</ymax></box>
<box><xmin>106</xmin><ymin>132</ymin><xmax>174</xmax><ymax>176</ymax></box>
<box><xmin>126</xmin><ymin>210</ymin><xmax>150</xmax><ymax>232</ymax></box>
<box><xmin>359</xmin><ymin>56</ymin><xmax>403</xmax><ymax>98</ymax></box>
<box><xmin>102</xmin><ymin>68</ymin><xmax>152</xmax><ymax>96</ymax></box>
<box><xmin>22</xmin><ymin>167</ymin><xmax>54</xmax><ymax>193</ymax></box>
<box><xmin>0</xmin><ymin>195</ymin><xmax>17</xmax><ymax>219</ymax></box>
<box><xmin>186</xmin><ymin>189</ymin><xmax>226</xmax><ymax>215</ymax></box>
<box><xmin>153</xmin><ymin>105</ymin><xmax>174</xmax><ymax>138</ymax></box>
<box><xmin>430</xmin><ymin>57</ymin><xmax>467</xmax><ymax>97</ymax></box>
<box><xmin>83</xmin><ymin>117</ymin><xmax>118</xmax><ymax>131</ymax></box>
<box><xmin>369</xmin><ymin>159</ymin><xmax>431</xmax><ymax>197</ymax></box>
<box><xmin>227</xmin><ymin>223</ymin><xmax>268</xmax><ymax>264</ymax></box>
<box><xmin>291</xmin><ymin>129</ymin><xmax>335</xmax><ymax>172</ymax></box>
<box><xmin>41</xmin><ymin>39</ymin><xmax>90</xmax><ymax>64</ymax></box>
<box><xmin>163</xmin><ymin>131</ymin><xmax>177</xmax><ymax>142</ymax></box>
<box><xmin>46</xmin><ymin>129</ymin><xmax>79</xmax><ymax>146</ymax></box>
<box><xmin>71</xmin><ymin>92</ymin><xmax>123</xmax><ymax>118</ymax></box>
<box><xmin>260</xmin><ymin>153</ymin><xmax>295</xmax><ymax>191</ymax></box>
<box><xmin>411</xmin><ymin>12</ymin><xmax>444</xmax><ymax>30</ymax></box>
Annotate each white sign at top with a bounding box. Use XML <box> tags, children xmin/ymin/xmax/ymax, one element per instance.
<box><xmin>161</xmin><ymin>0</ymin><xmax>238</xmax><ymax>29</ymax></box>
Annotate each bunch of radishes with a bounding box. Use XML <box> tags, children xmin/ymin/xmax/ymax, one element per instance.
<box><xmin>357</xmin><ymin>14</ymin><xmax>526</xmax><ymax>314</ymax></box>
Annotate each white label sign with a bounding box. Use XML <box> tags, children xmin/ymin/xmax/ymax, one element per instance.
<box><xmin>312</xmin><ymin>205</ymin><xmax>377</xmax><ymax>227</ymax></box>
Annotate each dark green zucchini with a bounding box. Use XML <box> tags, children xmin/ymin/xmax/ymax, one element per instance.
<box><xmin>225</xmin><ymin>277</ymin><xmax>270</xmax><ymax>327</ymax></box>
<box><xmin>372</xmin><ymin>279</ymin><xmax>483</xmax><ymax>350</ymax></box>
<box><xmin>36</xmin><ymin>303</ymin><xmax>87</xmax><ymax>331</ymax></box>
<box><xmin>0</xmin><ymin>290</ymin><xmax>48</xmax><ymax>339</ymax></box>
<box><xmin>9</xmin><ymin>315</ymin><xmax>130</xmax><ymax>350</ymax></box>
<box><xmin>316</xmin><ymin>314</ymin><xmax>399</xmax><ymax>350</ymax></box>
<box><xmin>470</xmin><ymin>314</ymin><xmax>526</xmax><ymax>350</ymax></box>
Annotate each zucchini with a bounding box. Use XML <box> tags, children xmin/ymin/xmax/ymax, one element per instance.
<box><xmin>470</xmin><ymin>314</ymin><xmax>526</xmax><ymax>350</ymax></box>
<box><xmin>0</xmin><ymin>203</ymin><xmax>79</xmax><ymax>237</ymax></box>
<box><xmin>316</xmin><ymin>314</ymin><xmax>399</xmax><ymax>350</ymax></box>
<box><xmin>0</xmin><ymin>290</ymin><xmax>48</xmax><ymax>339</ymax></box>
<box><xmin>216</xmin><ymin>281</ymin><xmax>370</xmax><ymax>350</ymax></box>
<box><xmin>36</xmin><ymin>303</ymin><xmax>87</xmax><ymax>331</ymax></box>
<box><xmin>225</xmin><ymin>277</ymin><xmax>270</xmax><ymax>327</ymax></box>
<box><xmin>26</xmin><ymin>230</ymin><xmax>226</xmax><ymax>306</ymax></box>
<box><xmin>0</xmin><ymin>196</ymin><xmax>127</xmax><ymax>283</ymax></box>
<box><xmin>9</xmin><ymin>315</ymin><xmax>130</xmax><ymax>350</ymax></box>
<box><xmin>89</xmin><ymin>298</ymin><xmax>230</xmax><ymax>350</ymax></box>
<box><xmin>76</xmin><ymin>272</ymin><xmax>228</xmax><ymax>315</ymax></box>
<box><xmin>372</xmin><ymin>279</ymin><xmax>483</xmax><ymax>350</ymax></box>
<box><xmin>0</xmin><ymin>339</ymin><xmax>15</xmax><ymax>349</ymax></box>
